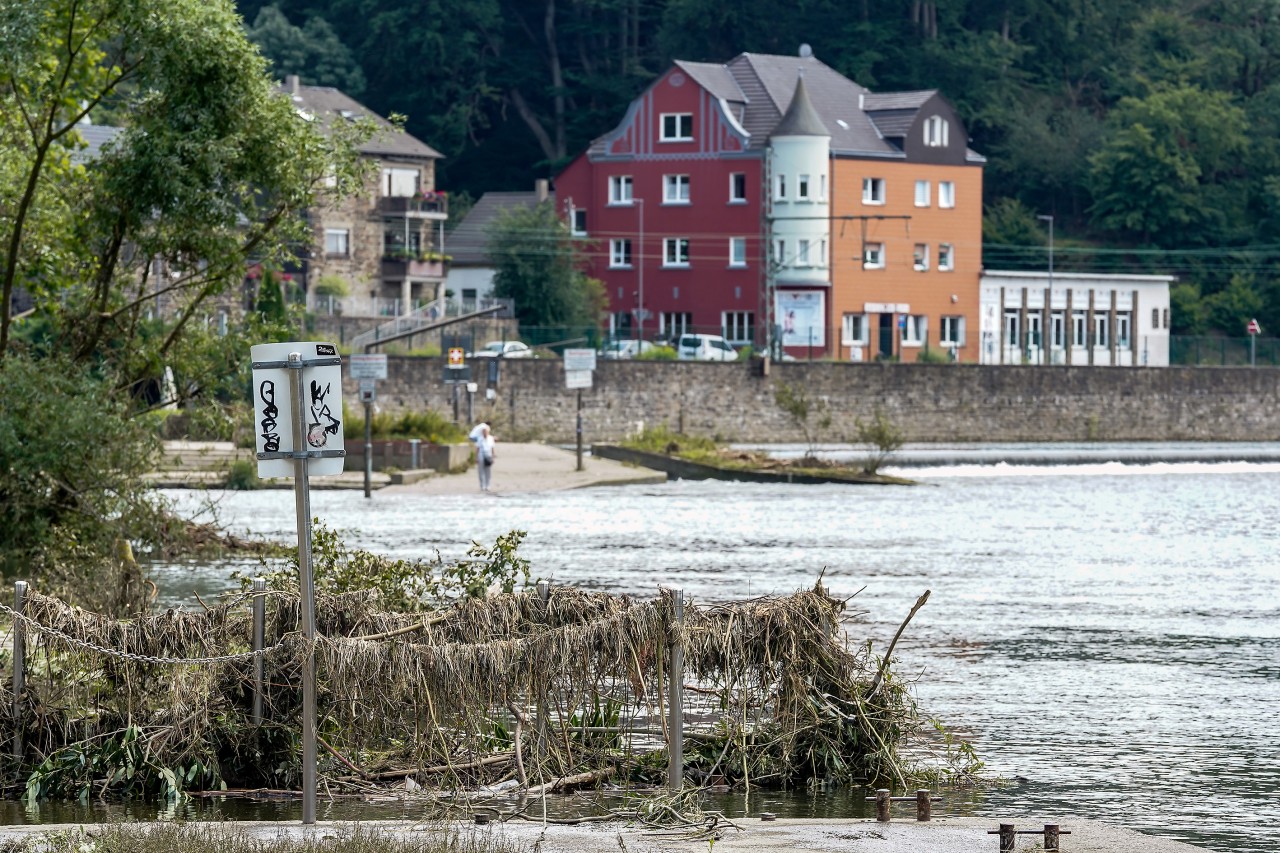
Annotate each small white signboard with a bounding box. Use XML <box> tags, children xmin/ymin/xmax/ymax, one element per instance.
<box><xmin>563</xmin><ymin>348</ymin><xmax>597</xmax><ymax>372</ymax></box>
<box><xmin>251</xmin><ymin>341</ymin><xmax>346</xmax><ymax>478</ymax></box>
<box><xmin>565</xmin><ymin>369</ymin><xmax>593</xmax><ymax>390</ymax></box>
<box><xmin>349</xmin><ymin>353</ymin><xmax>388</xmax><ymax>380</ymax></box>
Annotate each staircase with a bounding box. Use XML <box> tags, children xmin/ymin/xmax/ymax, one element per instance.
<box><xmin>349</xmin><ymin>297</ymin><xmax>447</xmax><ymax>352</ymax></box>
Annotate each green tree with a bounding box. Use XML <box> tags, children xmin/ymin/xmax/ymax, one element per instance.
<box><xmin>488</xmin><ymin>201</ymin><xmax>604</xmax><ymax>328</ymax></box>
<box><xmin>255</xmin><ymin>268</ymin><xmax>288</xmax><ymax>324</ymax></box>
<box><xmin>245</xmin><ymin>5</ymin><xmax>367</xmax><ymax>96</ymax></box>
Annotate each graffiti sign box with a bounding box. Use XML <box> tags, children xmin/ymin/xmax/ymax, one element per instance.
<box><xmin>250</xmin><ymin>341</ymin><xmax>345</xmax><ymax>478</ymax></box>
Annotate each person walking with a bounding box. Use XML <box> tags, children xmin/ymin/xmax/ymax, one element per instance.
<box><xmin>475</xmin><ymin>424</ymin><xmax>496</xmax><ymax>492</ymax></box>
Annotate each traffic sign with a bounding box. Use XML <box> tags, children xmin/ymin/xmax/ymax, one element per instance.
<box><xmin>448</xmin><ymin>347</ymin><xmax>465</xmax><ymax>367</ymax></box>
<box><xmin>349</xmin><ymin>353</ymin><xmax>387</xmax><ymax>380</ymax></box>
<box><xmin>1247</xmin><ymin>318</ymin><xmax>1261</xmax><ymax>335</ymax></box>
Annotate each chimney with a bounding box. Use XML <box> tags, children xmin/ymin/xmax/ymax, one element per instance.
<box><xmin>286</xmin><ymin>74</ymin><xmax>301</xmax><ymax>95</ymax></box>
<box><xmin>535</xmin><ymin>179</ymin><xmax>549</xmax><ymax>202</ymax></box>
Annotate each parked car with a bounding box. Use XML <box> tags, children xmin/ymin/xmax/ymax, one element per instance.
<box><xmin>470</xmin><ymin>340</ymin><xmax>532</xmax><ymax>358</ymax></box>
<box><xmin>599</xmin><ymin>339</ymin><xmax>656</xmax><ymax>360</ymax></box>
<box><xmin>677</xmin><ymin>333</ymin><xmax>738</xmax><ymax>362</ymax></box>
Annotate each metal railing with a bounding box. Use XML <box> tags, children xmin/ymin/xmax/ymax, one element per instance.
<box><xmin>1171</xmin><ymin>334</ymin><xmax>1280</xmax><ymax>366</ymax></box>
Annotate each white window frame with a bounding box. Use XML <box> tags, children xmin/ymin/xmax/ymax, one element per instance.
<box><xmin>797</xmin><ymin>239</ymin><xmax>811</xmax><ymax>267</ymax></box>
<box><xmin>842</xmin><ymin>313</ymin><xmax>869</xmax><ymax>345</ymax></box>
<box><xmin>915</xmin><ymin>180</ymin><xmax>931</xmax><ymax>207</ymax></box>
<box><xmin>902</xmin><ymin>314</ymin><xmax>927</xmax><ymax>346</ymax></box>
<box><xmin>1072</xmin><ymin>312</ymin><xmax>1088</xmax><ymax>348</ymax></box>
<box><xmin>381</xmin><ymin>167</ymin><xmax>419</xmax><ymax>197</ymax></box>
<box><xmin>913</xmin><ymin>243</ymin><xmax>929</xmax><ymax>271</ymax></box>
<box><xmin>798</xmin><ymin>174</ymin><xmax>811</xmax><ymax>200</ymax></box>
<box><xmin>774</xmin><ymin>239</ymin><xmax>786</xmax><ymax>267</ymax></box>
<box><xmin>775</xmin><ymin>173</ymin><xmax>787</xmax><ymax>200</ymax></box>
<box><xmin>1094</xmin><ymin>315</ymin><xmax>1110</xmax><ymax>348</ymax></box>
<box><xmin>1005</xmin><ymin>312</ymin><xmax>1021</xmax><ymax>348</ymax></box>
<box><xmin>609</xmin><ymin>238</ymin><xmax>632</xmax><ymax>268</ymax></box>
<box><xmin>1117</xmin><ymin>313</ymin><xmax>1132</xmax><ymax>348</ymax></box>
<box><xmin>863</xmin><ymin>177</ymin><xmax>885</xmax><ymax>205</ymax></box>
<box><xmin>722</xmin><ymin>310</ymin><xmax>754</xmax><ymax>344</ymax></box>
<box><xmin>729</xmin><ymin>237</ymin><xmax>747</xmax><ymax>268</ymax></box>
<box><xmin>730</xmin><ymin>172</ymin><xmax>747</xmax><ymax>203</ymax></box>
<box><xmin>571</xmin><ymin>208</ymin><xmax>587</xmax><ymax>236</ymax></box>
<box><xmin>663</xmin><ymin>237</ymin><xmax>690</xmax><ymax>267</ymax></box>
<box><xmin>863</xmin><ymin>242</ymin><xmax>884</xmax><ymax>269</ymax></box>
<box><xmin>819</xmin><ymin>174</ymin><xmax>828</xmax><ymax>200</ymax></box>
<box><xmin>1050</xmin><ymin>312</ymin><xmax>1066</xmax><ymax>349</ymax></box>
<box><xmin>661</xmin><ymin>311</ymin><xmax>693</xmax><ymax>337</ymax></box>
<box><xmin>324</xmin><ymin>228</ymin><xmax>350</xmax><ymax>257</ymax></box>
<box><xmin>924</xmin><ymin>115</ymin><xmax>949</xmax><ymax>147</ymax></box>
<box><xmin>818</xmin><ymin>239</ymin><xmax>827</xmax><ymax>268</ymax></box>
<box><xmin>939</xmin><ymin>181</ymin><xmax>955</xmax><ymax>209</ymax></box>
<box><xmin>608</xmin><ymin>175</ymin><xmax>633</xmax><ymax>205</ymax></box>
<box><xmin>663</xmin><ymin>174</ymin><xmax>690</xmax><ymax>204</ymax></box>
<box><xmin>938</xmin><ymin>243</ymin><xmax>955</xmax><ymax>271</ymax></box>
<box><xmin>941</xmin><ymin>315</ymin><xmax>965</xmax><ymax>347</ymax></box>
<box><xmin>660</xmin><ymin>113</ymin><xmax>693</xmax><ymax>142</ymax></box>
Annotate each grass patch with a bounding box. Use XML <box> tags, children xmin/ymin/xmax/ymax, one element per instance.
<box><xmin>620</xmin><ymin>424</ymin><xmax>719</xmax><ymax>455</ymax></box>
<box><xmin>343</xmin><ymin>407</ymin><xmax>466</xmax><ymax>444</ymax></box>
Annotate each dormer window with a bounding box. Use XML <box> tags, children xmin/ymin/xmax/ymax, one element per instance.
<box><xmin>661</xmin><ymin>113</ymin><xmax>693</xmax><ymax>141</ymax></box>
<box><xmin>924</xmin><ymin>115</ymin><xmax>949</xmax><ymax>147</ymax></box>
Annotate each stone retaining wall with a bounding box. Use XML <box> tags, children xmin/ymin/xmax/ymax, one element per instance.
<box><xmin>344</xmin><ymin>357</ymin><xmax>1280</xmax><ymax>443</ymax></box>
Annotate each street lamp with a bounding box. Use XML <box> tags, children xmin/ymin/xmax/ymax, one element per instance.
<box><xmin>1037</xmin><ymin>214</ymin><xmax>1054</xmax><ymax>365</ymax></box>
<box><xmin>635</xmin><ymin>197</ymin><xmax>645</xmax><ymax>342</ymax></box>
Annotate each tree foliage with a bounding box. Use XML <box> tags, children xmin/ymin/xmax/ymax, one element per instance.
<box><xmin>245</xmin><ymin>4</ymin><xmax>366</xmax><ymax>95</ymax></box>
<box><xmin>488</xmin><ymin>201</ymin><xmax>604</xmax><ymax>328</ymax></box>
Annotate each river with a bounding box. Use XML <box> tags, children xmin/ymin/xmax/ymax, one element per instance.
<box><xmin>52</xmin><ymin>456</ymin><xmax>1280</xmax><ymax>850</ymax></box>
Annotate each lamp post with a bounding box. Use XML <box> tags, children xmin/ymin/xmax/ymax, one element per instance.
<box><xmin>635</xmin><ymin>197</ymin><xmax>645</xmax><ymax>342</ymax></box>
<box><xmin>1037</xmin><ymin>214</ymin><xmax>1054</xmax><ymax>365</ymax></box>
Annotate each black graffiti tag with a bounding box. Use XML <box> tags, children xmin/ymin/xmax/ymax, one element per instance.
<box><xmin>258</xmin><ymin>380</ymin><xmax>281</xmax><ymax>452</ymax></box>
<box><xmin>307</xmin><ymin>379</ymin><xmax>341</xmax><ymax>448</ymax></box>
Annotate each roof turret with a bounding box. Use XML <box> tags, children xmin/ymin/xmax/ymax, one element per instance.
<box><xmin>770</xmin><ymin>75</ymin><xmax>829</xmax><ymax>138</ymax></box>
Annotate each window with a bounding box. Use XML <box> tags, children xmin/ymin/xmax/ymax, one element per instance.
<box><xmin>798</xmin><ymin>174</ymin><xmax>811</xmax><ymax>199</ymax></box>
<box><xmin>661</xmin><ymin>311</ymin><xmax>692</xmax><ymax>337</ymax></box>
<box><xmin>609</xmin><ymin>175</ymin><xmax>633</xmax><ymax>205</ymax></box>
<box><xmin>663</xmin><ymin>174</ymin><xmax>690</xmax><ymax>204</ymax></box>
<box><xmin>324</xmin><ymin>228</ymin><xmax>350</xmax><ymax>257</ymax></box>
<box><xmin>863</xmin><ymin>177</ymin><xmax>885</xmax><ymax>204</ymax></box>
<box><xmin>842</xmin><ymin>313</ymin><xmax>869</xmax><ymax>344</ymax></box>
<box><xmin>730</xmin><ymin>173</ymin><xmax>747</xmax><ymax>203</ymax></box>
<box><xmin>1152</xmin><ymin>308</ymin><xmax>1160</xmax><ymax>329</ymax></box>
<box><xmin>939</xmin><ymin>181</ymin><xmax>955</xmax><ymax>208</ymax></box>
<box><xmin>1072</xmin><ymin>311</ymin><xmax>1087</xmax><ymax>347</ymax></box>
<box><xmin>941</xmin><ymin>316</ymin><xmax>965</xmax><ymax>347</ymax></box>
<box><xmin>913</xmin><ymin>243</ymin><xmax>929</xmax><ymax>271</ymax></box>
<box><xmin>774</xmin><ymin>239</ymin><xmax>786</xmax><ymax>266</ymax></box>
<box><xmin>381</xmin><ymin>167</ymin><xmax>419</xmax><ymax>197</ymax></box>
<box><xmin>660</xmin><ymin>113</ymin><xmax>693</xmax><ymax>141</ymax></box>
<box><xmin>924</xmin><ymin>115</ymin><xmax>949</xmax><ymax>147</ymax></box>
<box><xmin>863</xmin><ymin>242</ymin><xmax>884</xmax><ymax>269</ymax></box>
<box><xmin>1163</xmin><ymin>308</ymin><xmax>1169</xmax><ymax>329</ymax></box>
<box><xmin>729</xmin><ymin>237</ymin><xmax>747</xmax><ymax>267</ymax></box>
<box><xmin>819</xmin><ymin>174</ymin><xmax>828</xmax><ymax>199</ymax></box>
<box><xmin>1117</xmin><ymin>313</ymin><xmax>1131</xmax><ymax>348</ymax></box>
<box><xmin>902</xmin><ymin>314</ymin><xmax>927</xmax><ymax>346</ymax></box>
<box><xmin>1094</xmin><ymin>315</ymin><xmax>1110</xmax><ymax>348</ymax></box>
<box><xmin>797</xmin><ymin>239</ymin><xmax>811</xmax><ymax>266</ymax></box>
<box><xmin>938</xmin><ymin>243</ymin><xmax>954</xmax><ymax>271</ymax></box>
<box><xmin>723</xmin><ymin>311</ymin><xmax>755</xmax><ymax>343</ymax></box>
<box><xmin>1051</xmin><ymin>312</ymin><xmax>1065</xmax><ymax>348</ymax></box>
<box><xmin>609</xmin><ymin>239</ymin><xmax>632</xmax><ymax>268</ymax></box>
<box><xmin>915</xmin><ymin>180</ymin><xmax>930</xmax><ymax>207</ymax></box>
<box><xmin>663</xmin><ymin>238</ymin><xmax>690</xmax><ymax>267</ymax></box>
<box><xmin>818</xmin><ymin>239</ymin><xmax>827</xmax><ymax>267</ymax></box>
<box><xmin>775</xmin><ymin>174</ymin><xmax>787</xmax><ymax>200</ymax></box>
<box><xmin>571</xmin><ymin>209</ymin><xmax>587</xmax><ymax>236</ymax></box>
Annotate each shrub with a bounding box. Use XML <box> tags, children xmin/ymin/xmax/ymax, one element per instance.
<box><xmin>774</xmin><ymin>381</ymin><xmax>832</xmax><ymax>460</ymax></box>
<box><xmin>636</xmin><ymin>345</ymin><xmax>677</xmax><ymax>361</ymax></box>
<box><xmin>854</xmin><ymin>408</ymin><xmax>905</xmax><ymax>474</ymax></box>
<box><xmin>343</xmin><ymin>407</ymin><xmax>466</xmax><ymax>444</ymax></box>
<box><xmin>621</xmin><ymin>424</ymin><xmax>718</xmax><ymax>455</ymax></box>
<box><xmin>915</xmin><ymin>347</ymin><xmax>954</xmax><ymax>364</ymax></box>
<box><xmin>225</xmin><ymin>459</ymin><xmax>261</xmax><ymax>490</ymax></box>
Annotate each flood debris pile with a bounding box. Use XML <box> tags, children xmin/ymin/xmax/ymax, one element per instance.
<box><xmin>0</xmin><ymin>580</ymin><xmax>940</xmax><ymax>804</ymax></box>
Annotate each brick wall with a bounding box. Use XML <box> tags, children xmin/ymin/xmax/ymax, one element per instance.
<box><xmin>347</xmin><ymin>357</ymin><xmax>1280</xmax><ymax>443</ymax></box>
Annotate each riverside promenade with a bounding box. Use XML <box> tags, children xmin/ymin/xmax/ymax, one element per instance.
<box><xmin>0</xmin><ymin>816</ymin><xmax>1208</xmax><ymax>851</ymax></box>
<box><xmin>384</xmin><ymin>442</ymin><xmax>667</xmax><ymax>495</ymax></box>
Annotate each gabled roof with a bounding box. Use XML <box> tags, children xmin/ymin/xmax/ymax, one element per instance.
<box><xmin>279</xmin><ymin>81</ymin><xmax>442</xmax><ymax>161</ymax></box>
<box><xmin>673</xmin><ymin>60</ymin><xmax>746</xmax><ymax>104</ymax></box>
<box><xmin>770</xmin><ymin>76</ymin><xmax>829</xmax><ymax>138</ymax></box>
<box><xmin>448</xmin><ymin>191</ymin><xmax>555</xmax><ymax>265</ymax></box>
<box><xmin>72</xmin><ymin>124</ymin><xmax>124</xmax><ymax>162</ymax></box>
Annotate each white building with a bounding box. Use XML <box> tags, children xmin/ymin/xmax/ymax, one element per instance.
<box><xmin>979</xmin><ymin>270</ymin><xmax>1174</xmax><ymax>367</ymax></box>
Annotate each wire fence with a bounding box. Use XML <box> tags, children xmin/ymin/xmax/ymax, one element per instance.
<box><xmin>1170</xmin><ymin>335</ymin><xmax>1280</xmax><ymax>367</ymax></box>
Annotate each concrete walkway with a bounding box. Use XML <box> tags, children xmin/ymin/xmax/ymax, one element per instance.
<box><xmin>384</xmin><ymin>442</ymin><xmax>667</xmax><ymax>496</ymax></box>
<box><xmin>0</xmin><ymin>817</ymin><xmax>1208</xmax><ymax>852</ymax></box>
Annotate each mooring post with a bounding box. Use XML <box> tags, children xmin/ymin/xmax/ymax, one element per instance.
<box><xmin>916</xmin><ymin>788</ymin><xmax>932</xmax><ymax>821</ymax></box>
<box><xmin>875</xmin><ymin>788</ymin><xmax>891</xmax><ymax>822</ymax></box>
<box><xmin>535</xmin><ymin>580</ymin><xmax>551</xmax><ymax>758</ymax></box>
<box><xmin>997</xmin><ymin>823</ymin><xmax>1016</xmax><ymax>853</ymax></box>
<box><xmin>11</xmin><ymin>580</ymin><xmax>27</xmax><ymax>760</ymax></box>
<box><xmin>667</xmin><ymin>588</ymin><xmax>684</xmax><ymax>792</ymax></box>
<box><xmin>252</xmin><ymin>577</ymin><xmax>266</xmax><ymax>727</ymax></box>
<box><xmin>1044</xmin><ymin>824</ymin><xmax>1060</xmax><ymax>851</ymax></box>
<box><xmin>288</xmin><ymin>351</ymin><xmax>318</xmax><ymax>825</ymax></box>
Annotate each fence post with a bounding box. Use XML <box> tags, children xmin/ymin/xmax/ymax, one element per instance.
<box><xmin>875</xmin><ymin>788</ymin><xmax>891</xmax><ymax>822</ymax></box>
<box><xmin>252</xmin><ymin>578</ymin><xmax>266</xmax><ymax>727</ymax></box>
<box><xmin>998</xmin><ymin>823</ymin><xmax>1016</xmax><ymax>853</ymax></box>
<box><xmin>11</xmin><ymin>580</ymin><xmax>27</xmax><ymax>760</ymax></box>
<box><xmin>535</xmin><ymin>580</ymin><xmax>550</xmax><ymax>758</ymax></box>
<box><xmin>667</xmin><ymin>588</ymin><xmax>684</xmax><ymax>792</ymax></box>
<box><xmin>1044</xmin><ymin>823</ymin><xmax>1061</xmax><ymax>851</ymax></box>
<box><xmin>915</xmin><ymin>788</ymin><xmax>932</xmax><ymax>821</ymax></box>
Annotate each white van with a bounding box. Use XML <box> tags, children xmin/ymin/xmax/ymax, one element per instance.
<box><xmin>677</xmin><ymin>333</ymin><xmax>738</xmax><ymax>362</ymax></box>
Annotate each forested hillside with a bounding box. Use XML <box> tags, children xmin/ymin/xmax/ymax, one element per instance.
<box><xmin>236</xmin><ymin>0</ymin><xmax>1280</xmax><ymax>335</ymax></box>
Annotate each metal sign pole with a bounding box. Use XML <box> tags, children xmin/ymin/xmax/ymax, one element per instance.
<box><xmin>363</xmin><ymin>399</ymin><xmax>373</xmax><ymax>499</ymax></box>
<box><xmin>576</xmin><ymin>388</ymin><xmax>584</xmax><ymax>471</ymax></box>
<box><xmin>287</xmin><ymin>351</ymin><xmax>318</xmax><ymax>825</ymax></box>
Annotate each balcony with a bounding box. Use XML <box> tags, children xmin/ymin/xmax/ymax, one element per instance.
<box><xmin>378</xmin><ymin>194</ymin><xmax>448</xmax><ymax>220</ymax></box>
<box><xmin>381</xmin><ymin>253</ymin><xmax>449</xmax><ymax>280</ymax></box>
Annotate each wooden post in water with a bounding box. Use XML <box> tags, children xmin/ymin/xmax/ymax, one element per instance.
<box><xmin>535</xmin><ymin>580</ymin><xmax>550</xmax><ymax>758</ymax></box>
<box><xmin>252</xmin><ymin>577</ymin><xmax>266</xmax><ymax>727</ymax></box>
<box><xmin>11</xmin><ymin>580</ymin><xmax>27</xmax><ymax>760</ymax></box>
<box><xmin>667</xmin><ymin>589</ymin><xmax>684</xmax><ymax>792</ymax></box>
<box><xmin>875</xmin><ymin>788</ymin><xmax>891</xmax><ymax>822</ymax></box>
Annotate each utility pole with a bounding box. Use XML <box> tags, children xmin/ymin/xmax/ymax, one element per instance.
<box><xmin>1037</xmin><ymin>214</ymin><xmax>1054</xmax><ymax>365</ymax></box>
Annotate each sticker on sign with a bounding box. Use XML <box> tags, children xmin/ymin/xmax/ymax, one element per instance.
<box><xmin>563</xmin><ymin>348</ymin><xmax>597</xmax><ymax>372</ymax></box>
